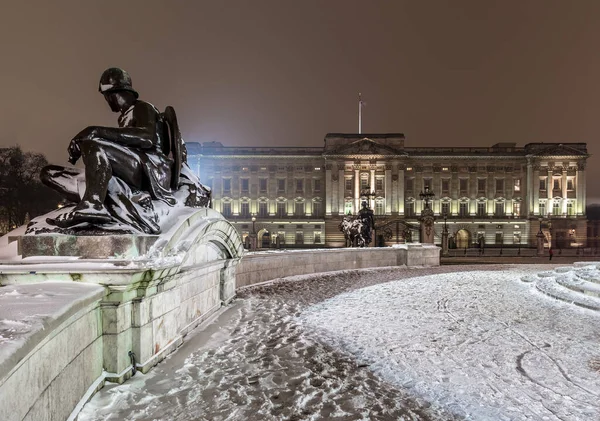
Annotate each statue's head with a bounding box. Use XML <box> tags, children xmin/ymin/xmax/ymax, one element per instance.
<box><xmin>99</xmin><ymin>68</ymin><xmax>139</xmax><ymax>112</ymax></box>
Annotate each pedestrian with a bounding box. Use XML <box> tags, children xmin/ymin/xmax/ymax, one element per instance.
<box><xmin>549</xmin><ymin>247</ymin><xmax>553</xmax><ymax>261</ymax></box>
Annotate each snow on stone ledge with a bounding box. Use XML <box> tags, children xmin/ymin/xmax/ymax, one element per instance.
<box><xmin>0</xmin><ymin>281</ymin><xmax>104</xmax><ymax>380</ymax></box>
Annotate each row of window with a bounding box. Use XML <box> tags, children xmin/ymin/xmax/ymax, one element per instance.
<box><xmin>220</xmin><ymin>178</ymin><xmax>322</xmax><ymax>194</ymax></box>
<box><xmin>539</xmin><ymin>201</ymin><xmax>576</xmax><ymax>216</ymax></box>
<box><xmin>402</xmin><ymin>201</ymin><xmax>521</xmax><ymax>217</ymax></box>
<box><xmin>539</xmin><ymin>177</ymin><xmax>575</xmax><ymax>191</ymax></box>
<box><xmin>222</xmin><ymin>201</ymin><xmax>323</xmax><ymax>218</ymax></box>
<box><xmin>406</xmin><ymin>178</ymin><xmax>521</xmax><ymax>194</ymax></box>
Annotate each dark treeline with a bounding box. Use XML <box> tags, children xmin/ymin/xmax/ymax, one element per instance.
<box><xmin>0</xmin><ymin>146</ymin><xmax>61</xmax><ymax>234</ymax></box>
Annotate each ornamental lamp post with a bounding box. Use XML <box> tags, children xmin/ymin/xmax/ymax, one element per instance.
<box><xmin>441</xmin><ymin>212</ymin><xmax>449</xmax><ymax>257</ymax></box>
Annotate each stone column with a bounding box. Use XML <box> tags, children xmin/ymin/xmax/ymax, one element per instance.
<box><xmin>398</xmin><ymin>166</ymin><xmax>405</xmax><ymax>216</ymax></box>
<box><xmin>576</xmin><ymin>163</ymin><xmax>585</xmax><ymax>215</ymax></box>
<box><xmin>533</xmin><ymin>165</ymin><xmax>540</xmax><ymax>215</ymax></box>
<box><xmin>325</xmin><ymin>164</ymin><xmax>332</xmax><ymax>215</ymax></box>
<box><xmin>370</xmin><ymin>166</ymin><xmax>376</xmax><ymax>209</ymax></box>
<box><xmin>561</xmin><ymin>168</ymin><xmax>568</xmax><ymax>215</ymax></box>
<box><xmin>526</xmin><ymin>159</ymin><xmax>533</xmax><ymax>215</ymax></box>
<box><xmin>354</xmin><ymin>166</ymin><xmax>360</xmax><ymax>213</ymax></box>
<box><xmin>385</xmin><ymin>164</ymin><xmax>392</xmax><ymax>215</ymax></box>
<box><xmin>338</xmin><ymin>167</ymin><xmax>345</xmax><ymax>215</ymax></box>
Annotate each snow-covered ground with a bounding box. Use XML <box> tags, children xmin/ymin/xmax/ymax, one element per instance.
<box><xmin>77</xmin><ymin>265</ymin><xmax>599</xmax><ymax>421</ymax></box>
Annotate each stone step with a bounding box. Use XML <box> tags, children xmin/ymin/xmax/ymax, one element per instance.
<box><xmin>535</xmin><ymin>276</ymin><xmax>600</xmax><ymax>312</ymax></box>
<box><xmin>555</xmin><ymin>274</ymin><xmax>600</xmax><ymax>298</ymax></box>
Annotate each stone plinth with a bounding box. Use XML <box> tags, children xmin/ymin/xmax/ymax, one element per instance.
<box><xmin>16</xmin><ymin>234</ymin><xmax>159</xmax><ymax>259</ymax></box>
<box><xmin>0</xmin><ymin>208</ymin><xmax>244</xmax><ymax>420</ymax></box>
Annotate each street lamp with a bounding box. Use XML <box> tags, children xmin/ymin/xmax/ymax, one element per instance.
<box><xmin>441</xmin><ymin>212</ymin><xmax>449</xmax><ymax>257</ymax></box>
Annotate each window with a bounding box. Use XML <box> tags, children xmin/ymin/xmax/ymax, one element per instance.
<box><xmin>405</xmin><ymin>201</ymin><xmax>415</xmax><ymax>217</ymax></box>
<box><xmin>442</xmin><ymin>167</ymin><xmax>449</xmax><ymax>171</ymax></box>
<box><xmin>259</xmin><ymin>178</ymin><xmax>268</xmax><ymax>193</ymax></box>
<box><xmin>277</xmin><ymin>179</ymin><xmax>286</xmax><ymax>193</ymax></box>
<box><xmin>314</xmin><ymin>179</ymin><xmax>322</xmax><ymax>192</ymax></box>
<box><xmin>477</xmin><ymin>202</ymin><xmax>486</xmax><ymax>217</ymax></box>
<box><xmin>258</xmin><ymin>202</ymin><xmax>268</xmax><ymax>217</ymax></box>
<box><xmin>240</xmin><ymin>202</ymin><xmax>250</xmax><ymax>218</ymax></box>
<box><xmin>294</xmin><ymin>201</ymin><xmax>304</xmax><ymax>216</ymax></box>
<box><xmin>424</xmin><ymin>178</ymin><xmax>432</xmax><ymax>190</ymax></box>
<box><xmin>276</xmin><ymin>202</ymin><xmax>286</xmax><ymax>217</ymax></box>
<box><xmin>295</xmin><ymin>232</ymin><xmax>304</xmax><ymax>244</ymax></box>
<box><xmin>478</xmin><ymin>179</ymin><xmax>486</xmax><ymax>192</ymax></box>
<box><xmin>513</xmin><ymin>232</ymin><xmax>521</xmax><ymax>244</ymax></box>
<box><xmin>553</xmin><ymin>201</ymin><xmax>560</xmax><ymax>215</ymax></box>
<box><xmin>442</xmin><ymin>179</ymin><xmax>450</xmax><ymax>195</ymax></box>
<box><xmin>361</xmin><ymin>178</ymin><xmax>369</xmax><ymax>190</ymax></box>
<box><xmin>514</xmin><ymin>179</ymin><xmax>521</xmax><ymax>192</ymax></box>
<box><xmin>495</xmin><ymin>179</ymin><xmax>504</xmax><ymax>193</ymax></box>
<box><xmin>513</xmin><ymin>202</ymin><xmax>521</xmax><ymax>217</ymax></box>
<box><xmin>567</xmin><ymin>202</ymin><xmax>574</xmax><ymax>216</ymax></box>
<box><xmin>345</xmin><ymin>178</ymin><xmax>353</xmax><ymax>191</ymax></box>
<box><xmin>406</xmin><ymin>178</ymin><xmax>414</xmax><ymax>191</ymax></box>
<box><xmin>495</xmin><ymin>201</ymin><xmax>505</xmax><ymax>216</ymax></box>
<box><xmin>567</xmin><ymin>178</ymin><xmax>574</xmax><ymax>191</ymax></box>
<box><xmin>539</xmin><ymin>201</ymin><xmax>546</xmax><ymax>216</ymax></box>
<box><xmin>222</xmin><ymin>202</ymin><xmax>231</xmax><ymax>217</ymax></box>
<box><xmin>539</xmin><ymin>177</ymin><xmax>547</xmax><ymax>191</ymax></box>
<box><xmin>553</xmin><ymin>177</ymin><xmax>561</xmax><ymax>190</ymax></box>
<box><xmin>375</xmin><ymin>178</ymin><xmax>384</xmax><ymax>191</ymax></box>
<box><xmin>441</xmin><ymin>202</ymin><xmax>450</xmax><ymax>216</ymax></box>
<box><xmin>459</xmin><ymin>179</ymin><xmax>468</xmax><ymax>194</ymax></box>
<box><xmin>241</xmin><ymin>178</ymin><xmax>249</xmax><ymax>194</ymax></box>
<box><xmin>314</xmin><ymin>232</ymin><xmax>322</xmax><ymax>243</ymax></box>
<box><xmin>313</xmin><ymin>201</ymin><xmax>322</xmax><ymax>217</ymax></box>
<box><xmin>459</xmin><ymin>202</ymin><xmax>468</xmax><ymax>217</ymax></box>
<box><xmin>296</xmin><ymin>179</ymin><xmax>304</xmax><ymax>193</ymax></box>
<box><xmin>344</xmin><ymin>201</ymin><xmax>353</xmax><ymax>215</ymax></box>
<box><xmin>223</xmin><ymin>178</ymin><xmax>231</xmax><ymax>194</ymax></box>
<box><xmin>375</xmin><ymin>200</ymin><xmax>384</xmax><ymax>215</ymax></box>
<box><xmin>495</xmin><ymin>232</ymin><xmax>503</xmax><ymax>245</ymax></box>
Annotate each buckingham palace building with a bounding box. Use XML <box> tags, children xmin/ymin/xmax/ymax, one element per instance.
<box><xmin>186</xmin><ymin>133</ymin><xmax>589</xmax><ymax>250</ymax></box>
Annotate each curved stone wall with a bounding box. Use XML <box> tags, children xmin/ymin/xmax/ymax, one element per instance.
<box><xmin>236</xmin><ymin>244</ymin><xmax>440</xmax><ymax>289</ymax></box>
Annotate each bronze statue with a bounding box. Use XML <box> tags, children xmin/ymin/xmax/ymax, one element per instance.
<box><xmin>36</xmin><ymin>68</ymin><xmax>210</xmax><ymax>234</ymax></box>
<box><xmin>338</xmin><ymin>201</ymin><xmax>375</xmax><ymax>247</ymax></box>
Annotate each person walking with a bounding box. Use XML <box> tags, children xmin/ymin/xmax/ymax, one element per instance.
<box><xmin>549</xmin><ymin>248</ymin><xmax>554</xmax><ymax>261</ymax></box>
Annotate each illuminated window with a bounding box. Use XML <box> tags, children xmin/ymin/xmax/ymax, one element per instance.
<box><xmin>406</xmin><ymin>167</ymin><xmax>413</xmax><ymax>171</ymax></box>
<box><xmin>345</xmin><ymin>178</ymin><xmax>353</xmax><ymax>191</ymax></box>
<box><xmin>514</xmin><ymin>179</ymin><xmax>521</xmax><ymax>192</ymax></box>
<box><xmin>513</xmin><ymin>202</ymin><xmax>521</xmax><ymax>216</ymax></box>
<box><xmin>539</xmin><ymin>201</ymin><xmax>546</xmax><ymax>216</ymax></box>
<box><xmin>442</xmin><ymin>167</ymin><xmax>449</xmax><ymax>171</ymax></box>
<box><xmin>314</xmin><ymin>167</ymin><xmax>321</xmax><ymax>171</ymax></box>
<box><xmin>567</xmin><ymin>178</ymin><xmax>574</xmax><ymax>190</ymax></box>
<box><xmin>567</xmin><ymin>202</ymin><xmax>574</xmax><ymax>215</ymax></box>
<box><xmin>375</xmin><ymin>178</ymin><xmax>384</xmax><ymax>191</ymax></box>
<box><xmin>345</xmin><ymin>200</ymin><xmax>353</xmax><ymax>215</ymax></box>
<box><xmin>375</xmin><ymin>200</ymin><xmax>384</xmax><ymax>215</ymax></box>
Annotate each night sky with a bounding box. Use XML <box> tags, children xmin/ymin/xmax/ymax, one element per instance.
<box><xmin>1</xmin><ymin>1</ymin><xmax>599</xmax><ymax>202</ymax></box>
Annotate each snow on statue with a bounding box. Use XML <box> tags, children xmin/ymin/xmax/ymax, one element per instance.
<box><xmin>26</xmin><ymin>68</ymin><xmax>210</xmax><ymax>235</ymax></box>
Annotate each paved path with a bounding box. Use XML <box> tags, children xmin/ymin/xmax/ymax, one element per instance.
<box><xmin>78</xmin><ymin>264</ymin><xmax>563</xmax><ymax>421</ymax></box>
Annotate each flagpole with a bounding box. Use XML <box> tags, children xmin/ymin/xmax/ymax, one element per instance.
<box><xmin>358</xmin><ymin>92</ymin><xmax>362</xmax><ymax>134</ymax></box>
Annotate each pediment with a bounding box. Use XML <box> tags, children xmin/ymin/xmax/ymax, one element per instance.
<box><xmin>324</xmin><ymin>138</ymin><xmax>405</xmax><ymax>156</ymax></box>
<box><xmin>528</xmin><ymin>144</ymin><xmax>588</xmax><ymax>157</ymax></box>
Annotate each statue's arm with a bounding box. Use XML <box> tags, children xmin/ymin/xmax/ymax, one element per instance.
<box><xmin>73</xmin><ymin>102</ymin><xmax>158</xmax><ymax>149</ymax></box>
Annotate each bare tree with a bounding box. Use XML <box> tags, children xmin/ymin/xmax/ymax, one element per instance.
<box><xmin>0</xmin><ymin>146</ymin><xmax>61</xmax><ymax>233</ymax></box>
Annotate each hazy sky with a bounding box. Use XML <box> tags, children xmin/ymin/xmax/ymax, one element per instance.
<box><xmin>1</xmin><ymin>1</ymin><xmax>599</xmax><ymax>202</ymax></box>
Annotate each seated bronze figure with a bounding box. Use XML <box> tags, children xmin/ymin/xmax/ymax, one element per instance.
<box><xmin>37</xmin><ymin>68</ymin><xmax>210</xmax><ymax>234</ymax></box>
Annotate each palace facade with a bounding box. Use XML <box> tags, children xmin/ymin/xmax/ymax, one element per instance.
<box><xmin>187</xmin><ymin>134</ymin><xmax>589</xmax><ymax>249</ymax></box>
